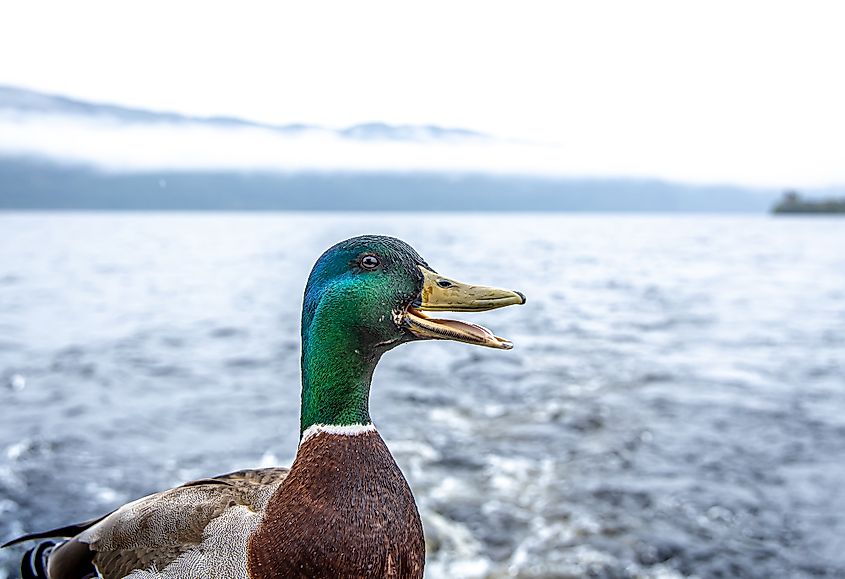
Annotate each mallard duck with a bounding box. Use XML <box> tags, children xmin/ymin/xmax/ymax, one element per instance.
<box><xmin>3</xmin><ymin>235</ymin><xmax>525</xmax><ymax>579</ymax></box>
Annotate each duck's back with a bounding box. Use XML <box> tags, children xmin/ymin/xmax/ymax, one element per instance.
<box><xmin>248</xmin><ymin>427</ymin><xmax>425</xmax><ymax>579</ymax></box>
<box><xmin>14</xmin><ymin>468</ymin><xmax>290</xmax><ymax>579</ymax></box>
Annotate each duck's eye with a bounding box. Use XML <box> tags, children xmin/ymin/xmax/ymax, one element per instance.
<box><xmin>360</xmin><ymin>255</ymin><xmax>380</xmax><ymax>270</ymax></box>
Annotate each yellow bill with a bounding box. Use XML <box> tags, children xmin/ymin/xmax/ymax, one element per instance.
<box><xmin>403</xmin><ymin>266</ymin><xmax>525</xmax><ymax>349</ymax></box>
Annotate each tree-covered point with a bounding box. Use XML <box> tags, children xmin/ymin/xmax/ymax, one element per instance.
<box><xmin>773</xmin><ymin>190</ymin><xmax>845</xmax><ymax>214</ymax></box>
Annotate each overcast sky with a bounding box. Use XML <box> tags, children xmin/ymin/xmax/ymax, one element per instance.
<box><xmin>1</xmin><ymin>1</ymin><xmax>843</xmax><ymax>187</ymax></box>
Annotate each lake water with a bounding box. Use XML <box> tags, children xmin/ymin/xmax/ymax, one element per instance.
<box><xmin>1</xmin><ymin>212</ymin><xmax>843</xmax><ymax>578</ymax></box>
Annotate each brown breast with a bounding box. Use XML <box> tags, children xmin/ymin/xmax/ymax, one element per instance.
<box><xmin>247</xmin><ymin>429</ymin><xmax>425</xmax><ymax>579</ymax></box>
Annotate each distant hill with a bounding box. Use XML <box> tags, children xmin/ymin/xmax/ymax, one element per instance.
<box><xmin>0</xmin><ymin>85</ymin><xmax>795</xmax><ymax>212</ymax></box>
<box><xmin>0</xmin><ymin>157</ymin><xmax>779</xmax><ymax>212</ymax></box>
<box><xmin>0</xmin><ymin>85</ymin><xmax>488</xmax><ymax>142</ymax></box>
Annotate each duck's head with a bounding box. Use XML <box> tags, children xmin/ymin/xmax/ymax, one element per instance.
<box><xmin>303</xmin><ymin>235</ymin><xmax>525</xmax><ymax>353</ymax></box>
<box><xmin>299</xmin><ymin>235</ymin><xmax>525</xmax><ymax>433</ymax></box>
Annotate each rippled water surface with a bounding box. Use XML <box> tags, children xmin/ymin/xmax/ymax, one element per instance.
<box><xmin>1</xmin><ymin>213</ymin><xmax>844</xmax><ymax>578</ymax></box>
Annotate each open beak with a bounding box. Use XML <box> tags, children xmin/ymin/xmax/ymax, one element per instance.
<box><xmin>402</xmin><ymin>266</ymin><xmax>526</xmax><ymax>350</ymax></box>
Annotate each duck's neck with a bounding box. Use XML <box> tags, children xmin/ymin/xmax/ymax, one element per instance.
<box><xmin>299</xmin><ymin>319</ymin><xmax>381</xmax><ymax>436</ymax></box>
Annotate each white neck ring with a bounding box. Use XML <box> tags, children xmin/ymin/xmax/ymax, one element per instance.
<box><xmin>300</xmin><ymin>422</ymin><xmax>376</xmax><ymax>445</ymax></box>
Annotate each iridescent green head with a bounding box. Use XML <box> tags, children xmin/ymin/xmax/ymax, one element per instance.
<box><xmin>299</xmin><ymin>235</ymin><xmax>525</xmax><ymax>434</ymax></box>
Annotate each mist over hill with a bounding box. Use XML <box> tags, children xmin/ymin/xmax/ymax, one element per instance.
<box><xmin>0</xmin><ymin>85</ymin><xmax>488</xmax><ymax>142</ymax></box>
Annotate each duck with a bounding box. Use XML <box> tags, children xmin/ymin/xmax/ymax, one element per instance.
<box><xmin>3</xmin><ymin>235</ymin><xmax>525</xmax><ymax>579</ymax></box>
